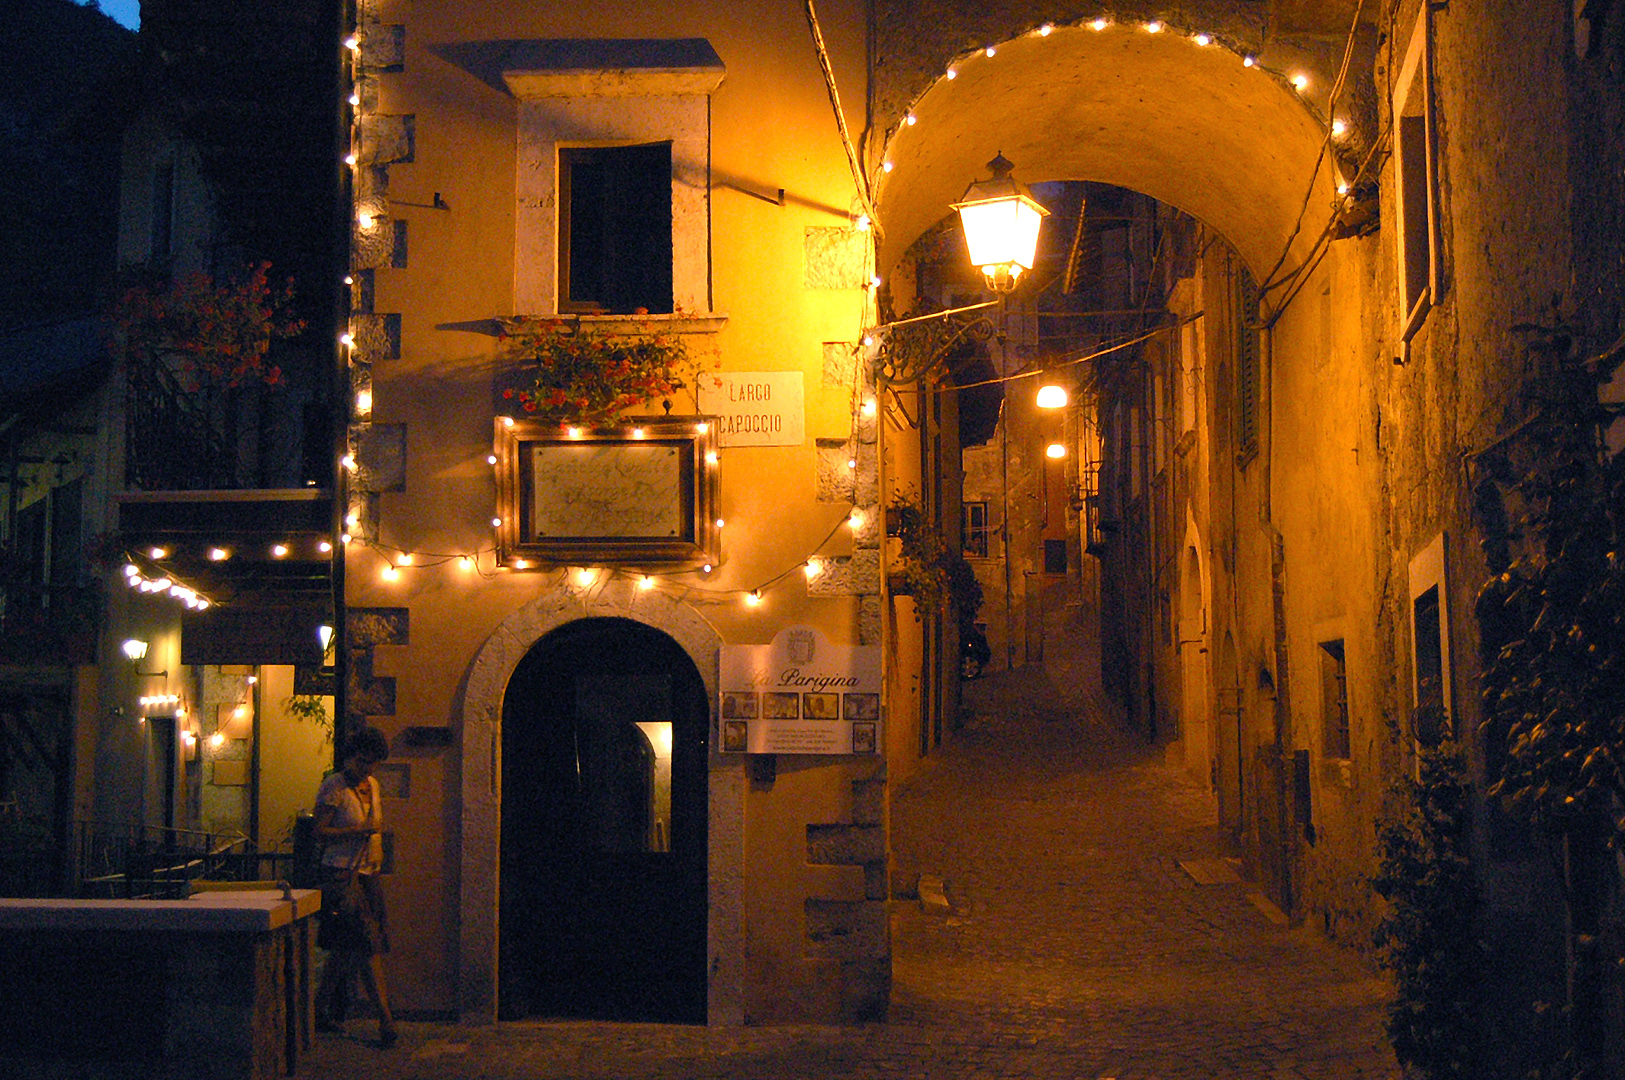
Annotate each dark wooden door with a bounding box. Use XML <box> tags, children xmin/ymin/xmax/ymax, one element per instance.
<box><xmin>499</xmin><ymin>618</ymin><xmax>708</xmax><ymax>1022</ymax></box>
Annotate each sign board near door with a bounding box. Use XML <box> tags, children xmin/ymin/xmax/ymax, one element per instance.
<box><xmin>719</xmin><ymin>625</ymin><xmax>880</xmax><ymax>754</ymax></box>
<box><xmin>697</xmin><ymin>370</ymin><xmax>804</xmax><ymax>447</ymax></box>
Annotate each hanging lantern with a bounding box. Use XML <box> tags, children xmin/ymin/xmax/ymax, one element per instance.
<box><xmin>953</xmin><ymin>153</ymin><xmax>1049</xmax><ymax>292</ymax></box>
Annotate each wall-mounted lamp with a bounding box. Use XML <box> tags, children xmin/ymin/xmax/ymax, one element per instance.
<box><xmin>954</xmin><ymin>153</ymin><xmax>1050</xmax><ymax>292</ymax></box>
<box><xmin>123</xmin><ymin>638</ymin><xmax>168</xmax><ymax>677</ymax></box>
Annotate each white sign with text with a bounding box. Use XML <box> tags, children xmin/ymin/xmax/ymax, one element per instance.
<box><xmin>718</xmin><ymin>625</ymin><xmax>881</xmax><ymax>755</ymax></box>
<box><xmin>697</xmin><ymin>370</ymin><xmax>805</xmax><ymax>447</ymax></box>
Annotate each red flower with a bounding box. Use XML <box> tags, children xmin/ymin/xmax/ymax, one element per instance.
<box><xmin>502</xmin><ymin>388</ymin><xmax>514</xmax><ymax>399</ymax></box>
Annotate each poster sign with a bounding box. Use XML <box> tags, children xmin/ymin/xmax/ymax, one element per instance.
<box><xmin>697</xmin><ymin>371</ymin><xmax>805</xmax><ymax>447</ymax></box>
<box><xmin>719</xmin><ymin>625</ymin><xmax>881</xmax><ymax>755</ymax></box>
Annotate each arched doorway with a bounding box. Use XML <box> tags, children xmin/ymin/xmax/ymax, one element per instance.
<box><xmin>498</xmin><ymin>617</ymin><xmax>709</xmax><ymax>1022</ymax></box>
<box><xmin>1179</xmin><ymin>540</ymin><xmax>1213</xmax><ymax>788</ymax></box>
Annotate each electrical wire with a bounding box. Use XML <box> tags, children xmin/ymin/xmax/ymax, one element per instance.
<box><xmin>1256</xmin><ymin>0</ymin><xmax>1368</xmax><ymax>299</ymax></box>
<box><xmin>804</xmin><ymin>0</ymin><xmax>880</xmax><ymax>234</ymax></box>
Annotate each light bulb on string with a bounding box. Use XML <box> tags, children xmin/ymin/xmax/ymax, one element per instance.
<box><xmin>744</xmin><ymin>590</ymin><xmax>763</xmax><ymax>607</ymax></box>
<box><xmin>1193</xmin><ymin>33</ymin><xmax>1212</xmax><ymax>46</ymax></box>
<box><xmin>705</xmin><ymin>451</ymin><xmax>719</xmax><ymax>465</ymax></box>
<box><xmin>1292</xmin><ymin>73</ymin><xmax>1310</xmax><ymax>91</ymax></box>
<box><xmin>319</xmin><ymin>540</ymin><xmax>333</xmax><ymax>553</ymax></box>
<box><xmin>491</xmin><ymin>517</ymin><xmax>503</xmax><ymax>528</ymax></box>
<box><xmin>639</xmin><ymin>575</ymin><xmax>656</xmax><ymax>591</ymax></box>
<box><xmin>487</xmin><ymin>454</ymin><xmax>498</xmax><ymax>465</ymax></box>
<box><xmin>696</xmin><ymin>422</ymin><xmax>709</xmax><ymax>434</ymax></box>
<box><xmin>1089</xmin><ymin>18</ymin><xmax>1109</xmax><ymax>31</ymax></box>
<box><xmin>272</xmin><ymin>544</ymin><xmax>288</xmax><ymax>558</ymax></box>
<box><xmin>1144</xmin><ymin>20</ymin><xmax>1164</xmax><ymax>33</ymax></box>
<box><xmin>805</xmin><ymin>558</ymin><xmax>823</xmax><ymax>579</ymax></box>
<box><xmin>575</xmin><ymin>568</ymin><xmax>595</xmax><ymax>586</ymax></box>
<box><xmin>459</xmin><ymin>555</ymin><xmax>475</xmax><ymax>571</ymax></box>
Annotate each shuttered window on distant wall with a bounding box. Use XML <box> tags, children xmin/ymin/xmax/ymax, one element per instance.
<box><xmin>1235</xmin><ymin>265</ymin><xmax>1260</xmax><ymax>465</ymax></box>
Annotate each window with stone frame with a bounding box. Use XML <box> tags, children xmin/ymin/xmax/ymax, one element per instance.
<box><xmin>558</xmin><ymin>143</ymin><xmax>673</xmax><ymax>314</ymax></box>
<box><xmin>1392</xmin><ymin>4</ymin><xmax>1440</xmax><ymax>342</ymax></box>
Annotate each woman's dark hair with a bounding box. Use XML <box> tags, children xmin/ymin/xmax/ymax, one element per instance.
<box><xmin>342</xmin><ymin>724</ymin><xmax>390</xmax><ymax>763</ymax></box>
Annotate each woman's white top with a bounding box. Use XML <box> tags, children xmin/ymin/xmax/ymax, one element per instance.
<box><xmin>316</xmin><ymin>772</ymin><xmax>383</xmax><ymax>872</ymax></box>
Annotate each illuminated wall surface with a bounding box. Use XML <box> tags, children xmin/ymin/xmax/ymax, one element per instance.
<box><xmin>84</xmin><ymin>0</ymin><xmax>1606</xmax><ymax>1024</ymax></box>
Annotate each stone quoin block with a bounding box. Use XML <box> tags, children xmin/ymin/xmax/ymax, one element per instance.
<box><xmin>851</xmin><ymin>776</ymin><xmax>884</xmax><ymax>826</ymax></box>
<box><xmin>349</xmin><ymin>363</ymin><xmax>373</xmax><ymax>416</ymax></box>
<box><xmin>803</xmin><ymin>226</ymin><xmax>871</xmax><ymax>290</ymax></box>
<box><xmin>804</xmin><ymin>898</ymin><xmax>888</xmax><ymax>959</ymax></box>
<box><xmin>822</xmin><ymin>341</ymin><xmax>858</xmax><ymax>387</ymax></box>
<box><xmin>350</xmin><ymin>312</ymin><xmax>400</xmax><ymax>363</ymax></box>
<box><xmin>352</xmin><ymin>205</ymin><xmax>394</xmax><ymax>269</ymax></box>
<box><xmin>360</xmin><ymin>24</ymin><xmax>406</xmax><ymax>71</ymax></box>
<box><xmin>806</xmin><ymin>823</ymin><xmax>884</xmax><ymax>865</ymax></box>
<box><xmin>854</xmin><ymin>439</ymin><xmax>879</xmax><ymax>505</ymax></box>
<box><xmin>807</xmin><ymin>549</ymin><xmax>880</xmax><ymax>597</ymax></box>
<box><xmin>352</xmin><ymin>422</ymin><xmax>407</xmax><ymax>493</ymax></box>
<box><xmin>815</xmin><ymin>440</ymin><xmax>856</xmax><ymax>502</ymax></box>
<box><xmin>360</xmin><ymin>114</ymin><xmax>415</xmax><ymax>165</ymax></box>
<box><xmin>857</xmin><ymin>595</ymin><xmax>882</xmax><ymax>645</ymax></box>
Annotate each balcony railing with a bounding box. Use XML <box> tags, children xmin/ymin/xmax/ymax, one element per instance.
<box><xmin>126</xmin><ymin>357</ymin><xmax>238</xmax><ymax>491</ymax></box>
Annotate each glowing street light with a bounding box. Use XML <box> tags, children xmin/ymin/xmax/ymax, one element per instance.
<box><xmin>953</xmin><ymin>153</ymin><xmax>1049</xmax><ymax>292</ymax></box>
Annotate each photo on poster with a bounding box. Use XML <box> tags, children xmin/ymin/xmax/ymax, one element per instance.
<box><xmin>721</xmin><ymin>691</ymin><xmax>760</xmax><ymax>719</ymax></box>
<box><xmin>850</xmin><ymin>722</ymin><xmax>877</xmax><ymax>754</ymax></box>
<box><xmin>802</xmin><ymin>692</ymin><xmax>840</xmax><ymax>720</ymax></box>
<box><xmin>721</xmin><ymin>720</ymin><xmax>749</xmax><ymax>753</ymax></box>
<box><xmin>762</xmin><ymin>691</ymin><xmax>800</xmax><ymax>718</ymax></box>
<box><xmin>842</xmin><ymin>692</ymin><xmax>880</xmax><ymax>721</ymax></box>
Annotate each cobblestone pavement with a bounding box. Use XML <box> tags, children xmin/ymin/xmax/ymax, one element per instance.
<box><xmin>300</xmin><ymin>605</ymin><xmax>1398</xmax><ymax>1079</ymax></box>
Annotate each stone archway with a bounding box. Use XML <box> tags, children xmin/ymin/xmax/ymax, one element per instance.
<box><xmin>457</xmin><ymin>579</ymin><xmax>741</xmax><ymax>1024</ymax></box>
<box><xmin>873</xmin><ymin>20</ymin><xmax>1338</xmax><ymax>281</ymax></box>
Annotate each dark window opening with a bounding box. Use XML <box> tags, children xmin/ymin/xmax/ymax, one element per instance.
<box><xmin>1044</xmin><ymin>538</ymin><xmax>1067</xmax><ymax>575</ymax></box>
<box><xmin>1319</xmin><ymin>639</ymin><xmax>1350</xmax><ymax>760</ymax></box>
<box><xmin>560</xmin><ymin>144</ymin><xmax>673</xmax><ymax>315</ymax></box>
<box><xmin>962</xmin><ymin>502</ymin><xmax>989</xmax><ymax>558</ymax></box>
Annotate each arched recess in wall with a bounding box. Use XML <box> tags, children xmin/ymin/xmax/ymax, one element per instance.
<box><xmin>455</xmin><ymin>579</ymin><xmax>740</xmax><ymax>1025</ymax></box>
<box><xmin>873</xmin><ymin>23</ymin><xmax>1335</xmax><ymax>284</ymax></box>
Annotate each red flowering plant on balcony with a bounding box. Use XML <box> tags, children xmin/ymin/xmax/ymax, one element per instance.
<box><xmin>112</xmin><ymin>261</ymin><xmax>304</xmax><ymax>391</ymax></box>
<box><xmin>499</xmin><ymin>313</ymin><xmax>716</xmax><ymax>426</ymax></box>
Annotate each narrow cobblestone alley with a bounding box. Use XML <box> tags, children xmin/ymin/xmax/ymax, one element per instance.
<box><xmin>297</xmin><ymin>601</ymin><xmax>1397</xmax><ymax>1080</ymax></box>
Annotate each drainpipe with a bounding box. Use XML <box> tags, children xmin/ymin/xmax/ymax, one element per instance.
<box><xmin>1259</xmin><ymin>313</ymin><xmax>1295</xmax><ymax>917</ymax></box>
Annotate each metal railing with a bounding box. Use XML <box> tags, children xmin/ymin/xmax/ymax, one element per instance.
<box><xmin>72</xmin><ymin>820</ymin><xmax>285</xmax><ymax>899</ymax></box>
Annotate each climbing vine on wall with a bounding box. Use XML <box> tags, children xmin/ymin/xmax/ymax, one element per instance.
<box><xmin>1372</xmin><ymin>710</ymin><xmax>1487</xmax><ymax>1080</ymax></box>
<box><xmin>1472</xmin><ymin>320</ymin><xmax>1625</xmax><ymax>1078</ymax></box>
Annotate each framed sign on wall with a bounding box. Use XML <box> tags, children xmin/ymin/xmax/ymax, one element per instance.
<box><xmin>492</xmin><ymin>417</ymin><xmax>719</xmax><ymax>567</ymax></box>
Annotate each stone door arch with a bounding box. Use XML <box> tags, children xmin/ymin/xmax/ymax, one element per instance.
<box><xmin>457</xmin><ymin>579</ymin><xmax>741</xmax><ymax>1024</ymax></box>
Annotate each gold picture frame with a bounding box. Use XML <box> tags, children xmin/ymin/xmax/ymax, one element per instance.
<box><xmin>493</xmin><ymin>417</ymin><xmax>719</xmax><ymax>567</ymax></box>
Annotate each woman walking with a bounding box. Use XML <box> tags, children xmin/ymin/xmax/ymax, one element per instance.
<box><xmin>313</xmin><ymin>725</ymin><xmax>398</xmax><ymax>1048</ymax></box>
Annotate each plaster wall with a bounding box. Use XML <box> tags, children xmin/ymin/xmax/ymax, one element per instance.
<box><xmin>347</xmin><ymin>0</ymin><xmax>899</xmax><ymax>1021</ymax></box>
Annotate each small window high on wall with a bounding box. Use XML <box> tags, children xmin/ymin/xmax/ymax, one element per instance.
<box><xmin>559</xmin><ymin>143</ymin><xmax>673</xmax><ymax>314</ymax></box>
<box><xmin>1393</xmin><ymin>4</ymin><xmax>1440</xmax><ymax>341</ymax></box>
